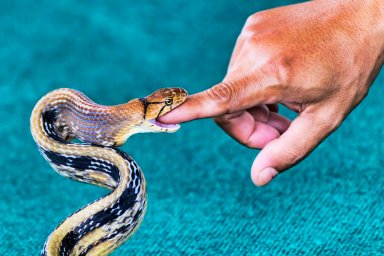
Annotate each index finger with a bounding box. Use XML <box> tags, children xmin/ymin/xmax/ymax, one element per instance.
<box><xmin>159</xmin><ymin>70</ymin><xmax>283</xmax><ymax>124</ymax></box>
<box><xmin>157</xmin><ymin>91</ymin><xmax>219</xmax><ymax>123</ymax></box>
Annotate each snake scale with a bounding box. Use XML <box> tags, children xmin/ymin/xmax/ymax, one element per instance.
<box><xmin>30</xmin><ymin>88</ymin><xmax>187</xmax><ymax>255</ymax></box>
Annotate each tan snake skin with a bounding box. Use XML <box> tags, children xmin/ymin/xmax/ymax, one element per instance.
<box><xmin>30</xmin><ymin>88</ymin><xmax>187</xmax><ymax>255</ymax></box>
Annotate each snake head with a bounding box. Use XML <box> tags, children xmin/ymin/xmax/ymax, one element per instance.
<box><xmin>114</xmin><ymin>87</ymin><xmax>188</xmax><ymax>146</ymax></box>
<box><xmin>140</xmin><ymin>87</ymin><xmax>188</xmax><ymax>132</ymax></box>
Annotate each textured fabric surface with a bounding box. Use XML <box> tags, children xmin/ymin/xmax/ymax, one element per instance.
<box><xmin>1</xmin><ymin>0</ymin><xmax>383</xmax><ymax>255</ymax></box>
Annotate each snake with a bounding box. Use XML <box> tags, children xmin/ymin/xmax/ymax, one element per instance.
<box><xmin>30</xmin><ymin>87</ymin><xmax>188</xmax><ymax>256</ymax></box>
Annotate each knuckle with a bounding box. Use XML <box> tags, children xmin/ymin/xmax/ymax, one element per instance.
<box><xmin>315</xmin><ymin>109</ymin><xmax>344</xmax><ymax>132</ymax></box>
<box><xmin>268</xmin><ymin>54</ymin><xmax>296</xmax><ymax>88</ymax></box>
<box><xmin>244</xmin><ymin>11</ymin><xmax>266</xmax><ymax>27</ymax></box>
<box><xmin>282</xmin><ymin>149</ymin><xmax>302</xmax><ymax>167</ymax></box>
<box><xmin>244</xmin><ymin>14</ymin><xmax>257</xmax><ymax>28</ymax></box>
<box><xmin>244</xmin><ymin>137</ymin><xmax>264</xmax><ymax>149</ymax></box>
<box><xmin>273</xmin><ymin>55</ymin><xmax>293</xmax><ymax>75</ymax></box>
<box><xmin>245</xmin><ymin>34</ymin><xmax>264</xmax><ymax>48</ymax></box>
<box><xmin>265</xmin><ymin>59</ymin><xmax>289</xmax><ymax>85</ymax></box>
<box><xmin>242</xmin><ymin>12</ymin><xmax>268</xmax><ymax>39</ymax></box>
<box><xmin>205</xmin><ymin>82</ymin><xmax>234</xmax><ymax>113</ymax></box>
<box><xmin>303</xmin><ymin>112</ymin><xmax>343</xmax><ymax>146</ymax></box>
<box><xmin>209</xmin><ymin>82</ymin><xmax>233</xmax><ymax>102</ymax></box>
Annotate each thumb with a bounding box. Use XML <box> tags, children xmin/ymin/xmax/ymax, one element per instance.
<box><xmin>251</xmin><ymin>105</ymin><xmax>343</xmax><ymax>186</ymax></box>
<box><xmin>158</xmin><ymin>68</ymin><xmax>283</xmax><ymax>124</ymax></box>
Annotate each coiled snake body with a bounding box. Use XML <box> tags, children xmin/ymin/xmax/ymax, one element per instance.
<box><xmin>30</xmin><ymin>88</ymin><xmax>187</xmax><ymax>255</ymax></box>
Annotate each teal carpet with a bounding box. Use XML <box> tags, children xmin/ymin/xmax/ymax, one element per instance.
<box><xmin>1</xmin><ymin>0</ymin><xmax>383</xmax><ymax>255</ymax></box>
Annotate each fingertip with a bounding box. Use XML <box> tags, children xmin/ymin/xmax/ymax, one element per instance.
<box><xmin>158</xmin><ymin>92</ymin><xmax>215</xmax><ymax>123</ymax></box>
<box><xmin>251</xmin><ymin>167</ymin><xmax>278</xmax><ymax>186</ymax></box>
<box><xmin>157</xmin><ymin>109</ymin><xmax>183</xmax><ymax>123</ymax></box>
<box><xmin>157</xmin><ymin>97</ymin><xmax>197</xmax><ymax>123</ymax></box>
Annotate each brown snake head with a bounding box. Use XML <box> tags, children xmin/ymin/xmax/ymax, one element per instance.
<box><xmin>141</xmin><ymin>87</ymin><xmax>188</xmax><ymax>120</ymax></box>
<box><xmin>114</xmin><ymin>87</ymin><xmax>188</xmax><ymax>146</ymax></box>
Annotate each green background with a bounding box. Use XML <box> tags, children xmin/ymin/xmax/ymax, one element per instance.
<box><xmin>1</xmin><ymin>0</ymin><xmax>383</xmax><ymax>255</ymax></box>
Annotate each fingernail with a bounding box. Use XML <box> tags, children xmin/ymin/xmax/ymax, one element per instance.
<box><xmin>258</xmin><ymin>167</ymin><xmax>278</xmax><ymax>185</ymax></box>
<box><xmin>266</xmin><ymin>167</ymin><xmax>278</xmax><ymax>178</ymax></box>
<box><xmin>270</xmin><ymin>168</ymin><xmax>279</xmax><ymax>179</ymax></box>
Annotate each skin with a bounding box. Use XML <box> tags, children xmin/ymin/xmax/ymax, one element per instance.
<box><xmin>159</xmin><ymin>0</ymin><xmax>384</xmax><ymax>186</ymax></box>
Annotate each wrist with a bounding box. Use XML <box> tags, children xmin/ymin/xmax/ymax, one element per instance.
<box><xmin>345</xmin><ymin>0</ymin><xmax>384</xmax><ymax>42</ymax></box>
<box><xmin>362</xmin><ymin>0</ymin><xmax>384</xmax><ymax>63</ymax></box>
<box><xmin>345</xmin><ymin>0</ymin><xmax>384</xmax><ymax>71</ymax></box>
<box><xmin>338</xmin><ymin>0</ymin><xmax>384</xmax><ymax>60</ymax></box>
<box><xmin>315</xmin><ymin>0</ymin><xmax>384</xmax><ymax>68</ymax></box>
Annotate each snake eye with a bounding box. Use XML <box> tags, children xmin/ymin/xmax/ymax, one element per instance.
<box><xmin>164</xmin><ymin>97</ymin><xmax>173</xmax><ymax>106</ymax></box>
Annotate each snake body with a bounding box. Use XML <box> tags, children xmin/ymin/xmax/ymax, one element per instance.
<box><xmin>30</xmin><ymin>88</ymin><xmax>187</xmax><ymax>256</ymax></box>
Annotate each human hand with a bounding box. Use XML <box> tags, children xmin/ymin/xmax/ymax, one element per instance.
<box><xmin>159</xmin><ymin>0</ymin><xmax>384</xmax><ymax>186</ymax></box>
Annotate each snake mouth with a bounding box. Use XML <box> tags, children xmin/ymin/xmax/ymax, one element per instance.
<box><xmin>148</xmin><ymin>119</ymin><xmax>180</xmax><ymax>131</ymax></box>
